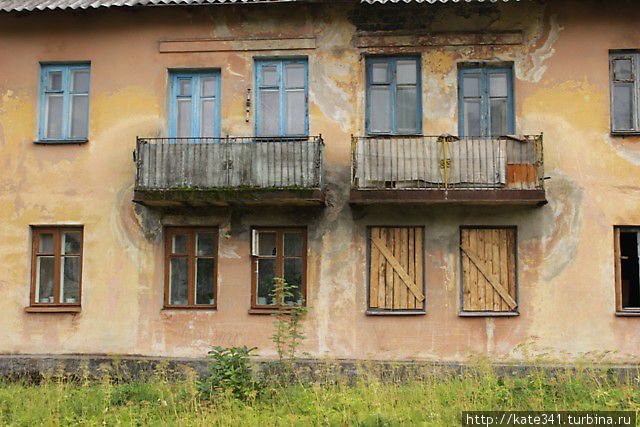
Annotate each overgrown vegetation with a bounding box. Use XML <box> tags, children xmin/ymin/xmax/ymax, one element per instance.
<box><xmin>270</xmin><ymin>277</ymin><xmax>309</xmax><ymax>362</ymax></box>
<box><xmin>197</xmin><ymin>345</ymin><xmax>259</xmax><ymax>402</ymax></box>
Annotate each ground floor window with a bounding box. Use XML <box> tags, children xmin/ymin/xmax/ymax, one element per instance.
<box><xmin>614</xmin><ymin>226</ymin><xmax>640</xmax><ymax>314</ymax></box>
<box><xmin>367</xmin><ymin>226</ymin><xmax>425</xmax><ymax>313</ymax></box>
<box><xmin>460</xmin><ymin>226</ymin><xmax>517</xmax><ymax>315</ymax></box>
<box><xmin>251</xmin><ymin>227</ymin><xmax>306</xmax><ymax>310</ymax></box>
<box><xmin>164</xmin><ymin>227</ymin><xmax>218</xmax><ymax>308</ymax></box>
<box><xmin>30</xmin><ymin>227</ymin><xmax>83</xmax><ymax>307</ymax></box>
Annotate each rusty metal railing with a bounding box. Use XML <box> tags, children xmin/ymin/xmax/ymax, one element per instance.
<box><xmin>351</xmin><ymin>134</ymin><xmax>544</xmax><ymax>191</ymax></box>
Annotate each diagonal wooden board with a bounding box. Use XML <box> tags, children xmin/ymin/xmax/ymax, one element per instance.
<box><xmin>371</xmin><ymin>236</ymin><xmax>425</xmax><ymax>302</ymax></box>
<box><xmin>460</xmin><ymin>243</ymin><xmax>517</xmax><ymax>310</ymax></box>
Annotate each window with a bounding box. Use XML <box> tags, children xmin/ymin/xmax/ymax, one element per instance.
<box><xmin>30</xmin><ymin>227</ymin><xmax>83</xmax><ymax>308</ymax></box>
<box><xmin>367</xmin><ymin>227</ymin><xmax>425</xmax><ymax>314</ymax></box>
<box><xmin>251</xmin><ymin>228</ymin><xmax>306</xmax><ymax>310</ymax></box>
<box><xmin>459</xmin><ymin>227</ymin><xmax>518</xmax><ymax>315</ymax></box>
<box><xmin>39</xmin><ymin>64</ymin><xmax>90</xmax><ymax>142</ymax></box>
<box><xmin>255</xmin><ymin>59</ymin><xmax>308</xmax><ymax>137</ymax></box>
<box><xmin>366</xmin><ymin>57</ymin><xmax>421</xmax><ymax>135</ymax></box>
<box><xmin>458</xmin><ymin>66</ymin><xmax>514</xmax><ymax>137</ymax></box>
<box><xmin>614</xmin><ymin>227</ymin><xmax>640</xmax><ymax>315</ymax></box>
<box><xmin>610</xmin><ymin>51</ymin><xmax>640</xmax><ymax>134</ymax></box>
<box><xmin>164</xmin><ymin>227</ymin><xmax>218</xmax><ymax>308</ymax></box>
<box><xmin>170</xmin><ymin>71</ymin><xmax>221</xmax><ymax>138</ymax></box>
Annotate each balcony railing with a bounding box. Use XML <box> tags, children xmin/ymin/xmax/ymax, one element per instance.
<box><xmin>350</xmin><ymin>134</ymin><xmax>545</xmax><ymax>205</ymax></box>
<box><xmin>134</xmin><ymin>136</ymin><xmax>325</xmax><ymax>206</ymax></box>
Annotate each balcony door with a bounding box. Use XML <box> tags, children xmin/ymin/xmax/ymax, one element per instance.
<box><xmin>170</xmin><ymin>71</ymin><xmax>221</xmax><ymax>139</ymax></box>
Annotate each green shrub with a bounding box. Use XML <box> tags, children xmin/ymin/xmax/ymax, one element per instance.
<box><xmin>197</xmin><ymin>345</ymin><xmax>259</xmax><ymax>401</ymax></box>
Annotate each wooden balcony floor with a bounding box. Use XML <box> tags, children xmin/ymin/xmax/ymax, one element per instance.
<box><xmin>349</xmin><ymin>189</ymin><xmax>547</xmax><ymax>206</ymax></box>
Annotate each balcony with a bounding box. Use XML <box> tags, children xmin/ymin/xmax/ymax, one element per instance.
<box><xmin>350</xmin><ymin>134</ymin><xmax>546</xmax><ymax>206</ymax></box>
<box><xmin>133</xmin><ymin>136</ymin><xmax>325</xmax><ymax>207</ymax></box>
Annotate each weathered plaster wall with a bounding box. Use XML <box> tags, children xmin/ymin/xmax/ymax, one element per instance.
<box><xmin>0</xmin><ymin>0</ymin><xmax>639</xmax><ymax>362</ymax></box>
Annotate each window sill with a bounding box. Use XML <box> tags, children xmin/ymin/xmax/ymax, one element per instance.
<box><xmin>615</xmin><ymin>311</ymin><xmax>640</xmax><ymax>317</ymax></box>
<box><xmin>365</xmin><ymin>310</ymin><xmax>425</xmax><ymax>316</ymax></box>
<box><xmin>610</xmin><ymin>131</ymin><xmax>640</xmax><ymax>137</ymax></box>
<box><xmin>248</xmin><ymin>308</ymin><xmax>306</xmax><ymax>315</ymax></box>
<box><xmin>34</xmin><ymin>139</ymin><xmax>89</xmax><ymax>145</ymax></box>
<box><xmin>24</xmin><ymin>306</ymin><xmax>81</xmax><ymax>313</ymax></box>
<box><xmin>162</xmin><ymin>306</ymin><xmax>217</xmax><ymax>311</ymax></box>
<box><xmin>459</xmin><ymin>311</ymin><xmax>519</xmax><ymax>317</ymax></box>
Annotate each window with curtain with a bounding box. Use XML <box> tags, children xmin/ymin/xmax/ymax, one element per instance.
<box><xmin>170</xmin><ymin>71</ymin><xmax>220</xmax><ymax>139</ymax></box>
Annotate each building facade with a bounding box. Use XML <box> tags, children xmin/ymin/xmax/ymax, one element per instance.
<box><xmin>0</xmin><ymin>0</ymin><xmax>639</xmax><ymax>362</ymax></box>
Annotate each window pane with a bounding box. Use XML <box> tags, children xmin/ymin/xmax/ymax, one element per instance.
<box><xmin>490</xmin><ymin>98</ymin><xmax>508</xmax><ymax>136</ymax></box>
<box><xmin>397</xmin><ymin>87</ymin><xmax>418</xmax><ymax>132</ymax></box>
<box><xmin>463</xmin><ymin>74</ymin><xmax>481</xmax><ymax>98</ymax></box>
<box><xmin>285</xmin><ymin>90</ymin><xmax>306</xmax><ymax>135</ymax></box>
<box><xmin>284</xmin><ymin>258</ymin><xmax>303</xmax><ymax>304</ymax></box>
<box><xmin>259</xmin><ymin>90</ymin><xmax>280</xmax><ymax>136</ymax></box>
<box><xmin>71</xmin><ymin>70</ymin><xmax>90</xmax><ymax>93</ymax></box>
<box><xmin>62</xmin><ymin>232</ymin><xmax>81</xmax><ymax>255</ymax></box>
<box><xmin>370</xmin><ymin>86</ymin><xmax>392</xmax><ymax>133</ymax></box>
<box><xmin>201</xmin><ymin>76</ymin><xmax>216</xmax><ymax>97</ymax></box>
<box><xmin>396</xmin><ymin>60</ymin><xmax>417</xmax><ymax>85</ymax></box>
<box><xmin>36</xmin><ymin>256</ymin><xmax>55</xmax><ymax>303</ymax></box>
<box><xmin>284</xmin><ymin>232</ymin><xmax>303</xmax><ymax>257</ymax></box>
<box><xmin>169</xmin><ymin>257</ymin><xmax>188</xmax><ymax>305</ymax></box>
<box><xmin>614</xmin><ymin>59</ymin><xmax>633</xmax><ymax>81</ymax></box>
<box><xmin>179</xmin><ymin>79</ymin><xmax>191</xmax><ymax>97</ymax></box>
<box><xmin>256</xmin><ymin>259</ymin><xmax>276</xmax><ymax>305</ymax></box>
<box><xmin>285</xmin><ymin>64</ymin><xmax>305</xmax><ymax>89</ymax></box>
<box><xmin>464</xmin><ymin>100</ymin><xmax>482</xmax><ymax>137</ymax></box>
<box><xmin>371</xmin><ymin>63</ymin><xmax>389</xmax><ymax>84</ymax></box>
<box><xmin>61</xmin><ymin>256</ymin><xmax>80</xmax><ymax>303</ymax></box>
<box><xmin>172</xmin><ymin>234</ymin><xmax>187</xmax><ymax>254</ymax></box>
<box><xmin>261</xmin><ymin>65</ymin><xmax>278</xmax><ymax>87</ymax></box>
<box><xmin>177</xmin><ymin>99</ymin><xmax>192</xmax><ymax>138</ymax></box>
<box><xmin>70</xmin><ymin>94</ymin><xmax>89</xmax><ymax>138</ymax></box>
<box><xmin>47</xmin><ymin>71</ymin><xmax>62</xmax><ymax>91</ymax></box>
<box><xmin>258</xmin><ymin>232</ymin><xmax>277</xmax><ymax>256</ymax></box>
<box><xmin>39</xmin><ymin>233</ymin><xmax>54</xmax><ymax>253</ymax></box>
<box><xmin>196</xmin><ymin>258</ymin><xmax>215</xmax><ymax>305</ymax></box>
<box><xmin>614</xmin><ymin>83</ymin><xmax>634</xmax><ymax>130</ymax></box>
<box><xmin>46</xmin><ymin>94</ymin><xmax>64</xmax><ymax>139</ymax></box>
<box><xmin>197</xmin><ymin>233</ymin><xmax>216</xmax><ymax>256</ymax></box>
<box><xmin>489</xmin><ymin>73</ymin><xmax>508</xmax><ymax>97</ymax></box>
<box><xmin>200</xmin><ymin>98</ymin><xmax>216</xmax><ymax>137</ymax></box>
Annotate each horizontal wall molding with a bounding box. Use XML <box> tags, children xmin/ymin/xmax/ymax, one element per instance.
<box><xmin>159</xmin><ymin>36</ymin><xmax>317</xmax><ymax>53</ymax></box>
<box><xmin>355</xmin><ymin>30</ymin><xmax>524</xmax><ymax>48</ymax></box>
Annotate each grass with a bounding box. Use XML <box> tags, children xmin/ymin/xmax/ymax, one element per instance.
<box><xmin>0</xmin><ymin>362</ymin><xmax>639</xmax><ymax>426</ymax></box>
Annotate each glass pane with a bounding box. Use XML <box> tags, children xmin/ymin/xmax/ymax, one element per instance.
<box><xmin>371</xmin><ymin>63</ymin><xmax>389</xmax><ymax>84</ymax></box>
<box><xmin>258</xmin><ymin>90</ymin><xmax>280</xmax><ymax>136</ymax></box>
<box><xmin>177</xmin><ymin>99</ymin><xmax>192</xmax><ymax>138</ymax></box>
<box><xmin>397</xmin><ymin>87</ymin><xmax>418</xmax><ymax>132</ymax></box>
<box><xmin>71</xmin><ymin>70</ymin><xmax>89</xmax><ymax>93</ymax></box>
<box><xmin>200</xmin><ymin>98</ymin><xmax>216</xmax><ymax>137</ymax></box>
<box><xmin>36</xmin><ymin>256</ymin><xmax>55</xmax><ymax>303</ymax></box>
<box><xmin>258</xmin><ymin>232</ymin><xmax>277</xmax><ymax>256</ymax></box>
<box><xmin>70</xmin><ymin>94</ymin><xmax>89</xmax><ymax>138</ymax></box>
<box><xmin>463</xmin><ymin>74</ymin><xmax>481</xmax><ymax>98</ymax></box>
<box><xmin>196</xmin><ymin>258</ymin><xmax>215</xmax><ymax>305</ymax></box>
<box><xmin>201</xmin><ymin>76</ymin><xmax>216</xmax><ymax>97</ymax></box>
<box><xmin>614</xmin><ymin>59</ymin><xmax>633</xmax><ymax>81</ymax></box>
<box><xmin>197</xmin><ymin>233</ymin><xmax>216</xmax><ymax>256</ymax></box>
<box><xmin>256</xmin><ymin>259</ymin><xmax>276</xmax><ymax>306</ymax></box>
<box><xmin>614</xmin><ymin>83</ymin><xmax>634</xmax><ymax>130</ymax></box>
<box><xmin>63</xmin><ymin>232</ymin><xmax>81</xmax><ymax>255</ymax></box>
<box><xmin>284</xmin><ymin>258</ymin><xmax>303</xmax><ymax>304</ymax></box>
<box><xmin>285</xmin><ymin>90</ymin><xmax>306</xmax><ymax>135</ymax></box>
<box><xmin>285</xmin><ymin>64</ymin><xmax>305</xmax><ymax>88</ymax></box>
<box><xmin>61</xmin><ymin>256</ymin><xmax>80</xmax><ymax>303</ymax></box>
<box><xmin>284</xmin><ymin>232</ymin><xmax>303</xmax><ymax>257</ymax></box>
<box><xmin>261</xmin><ymin>65</ymin><xmax>278</xmax><ymax>87</ymax></box>
<box><xmin>397</xmin><ymin>60</ymin><xmax>417</xmax><ymax>85</ymax></box>
<box><xmin>47</xmin><ymin>71</ymin><xmax>62</xmax><ymax>91</ymax></box>
<box><xmin>46</xmin><ymin>94</ymin><xmax>64</xmax><ymax>139</ymax></box>
<box><xmin>489</xmin><ymin>73</ymin><xmax>508</xmax><ymax>97</ymax></box>
<box><xmin>490</xmin><ymin>98</ymin><xmax>508</xmax><ymax>136</ymax></box>
<box><xmin>370</xmin><ymin>86</ymin><xmax>391</xmax><ymax>133</ymax></box>
<box><xmin>169</xmin><ymin>257</ymin><xmax>188</xmax><ymax>305</ymax></box>
<box><xmin>464</xmin><ymin>100</ymin><xmax>482</xmax><ymax>137</ymax></box>
<box><xmin>179</xmin><ymin>79</ymin><xmax>191</xmax><ymax>97</ymax></box>
<box><xmin>172</xmin><ymin>234</ymin><xmax>187</xmax><ymax>254</ymax></box>
<box><xmin>39</xmin><ymin>233</ymin><xmax>54</xmax><ymax>253</ymax></box>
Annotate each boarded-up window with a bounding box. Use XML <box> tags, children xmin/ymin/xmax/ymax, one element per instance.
<box><xmin>368</xmin><ymin>226</ymin><xmax>425</xmax><ymax>313</ymax></box>
<box><xmin>460</xmin><ymin>227</ymin><xmax>517</xmax><ymax>314</ymax></box>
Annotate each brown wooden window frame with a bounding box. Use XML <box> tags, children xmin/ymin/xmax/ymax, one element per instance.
<box><xmin>28</xmin><ymin>226</ymin><xmax>84</xmax><ymax>312</ymax></box>
<box><xmin>250</xmin><ymin>227</ymin><xmax>307</xmax><ymax>313</ymax></box>
<box><xmin>164</xmin><ymin>227</ymin><xmax>219</xmax><ymax>310</ymax></box>
<box><xmin>614</xmin><ymin>226</ymin><xmax>640</xmax><ymax>316</ymax></box>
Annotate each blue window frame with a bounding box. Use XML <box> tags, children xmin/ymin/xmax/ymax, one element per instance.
<box><xmin>39</xmin><ymin>64</ymin><xmax>91</xmax><ymax>142</ymax></box>
<box><xmin>169</xmin><ymin>71</ymin><xmax>221</xmax><ymax>138</ymax></box>
<box><xmin>255</xmin><ymin>59</ymin><xmax>308</xmax><ymax>137</ymax></box>
<box><xmin>366</xmin><ymin>57</ymin><xmax>422</xmax><ymax>135</ymax></box>
<box><xmin>458</xmin><ymin>66</ymin><xmax>515</xmax><ymax>137</ymax></box>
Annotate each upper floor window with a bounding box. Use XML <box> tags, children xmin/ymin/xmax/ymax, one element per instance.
<box><xmin>170</xmin><ymin>71</ymin><xmax>221</xmax><ymax>139</ymax></box>
<box><xmin>458</xmin><ymin>66</ymin><xmax>514</xmax><ymax>137</ymax></box>
<box><xmin>610</xmin><ymin>51</ymin><xmax>640</xmax><ymax>134</ymax></box>
<box><xmin>366</xmin><ymin>57</ymin><xmax>421</xmax><ymax>135</ymax></box>
<box><xmin>255</xmin><ymin>59</ymin><xmax>308</xmax><ymax>137</ymax></box>
<box><xmin>39</xmin><ymin>64</ymin><xmax>90</xmax><ymax>142</ymax></box>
